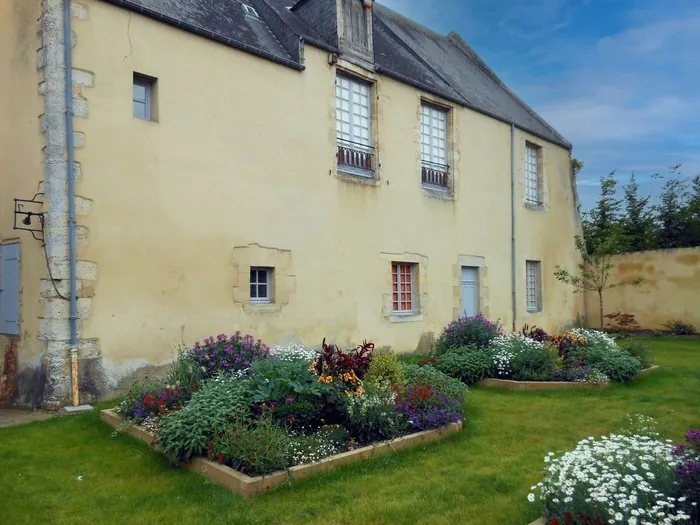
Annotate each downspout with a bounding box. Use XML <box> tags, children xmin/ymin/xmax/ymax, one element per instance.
<box><xmin>63</xmin><ymin>0</ymin><xmax>79</xmax><ymax>406</ymax></box>
<box><xmin>511</xmin><ymin>124</ymin><xmax>517</xmax><ymax>332</ymax></box>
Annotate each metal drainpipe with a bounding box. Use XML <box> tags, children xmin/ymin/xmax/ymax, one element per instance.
<box><xmin>511</xmin><ymin>124</ymin><xmax>517</xmax><ymax>332</ymax></box>
<box><xmin>64</xmin><ymin>0</ymin><xmax>79</xmax><ymax>406</ymax></box>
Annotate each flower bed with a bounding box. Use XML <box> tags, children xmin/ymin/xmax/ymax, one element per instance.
<box><xmin>109</xmin><ymin>335</ymin><xmax>467</xmax><ymax>497</ymax></box>
<box><xmin>431</xmin><ymin>317</ymin><xmax>655</xmax><ymax>387</ymax></box>
<box><xmin>528</xmin><ymin>421</ymin><xmax>700</xmax><ymax>524</ymax></box>
<box><xmin>101</xmin><ymin>408</ymin><xmax>461</xmax><ymax>498</ymax></box>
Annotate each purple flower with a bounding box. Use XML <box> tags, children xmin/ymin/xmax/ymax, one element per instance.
<box><xmin>286</xmin><ymin>397</ymin><xmax>294</xmax><ymax>404</ymax></box>
<box><xmin>686</xmin><ymin>429</ymin><xmax>700</xmax><ymax>444</ymax></box>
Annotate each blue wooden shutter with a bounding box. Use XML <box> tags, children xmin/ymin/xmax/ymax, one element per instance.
<box><xmin>0</xmin><ymin>243</ymin><xmax>20</xmax><ymax>335</ymax></box>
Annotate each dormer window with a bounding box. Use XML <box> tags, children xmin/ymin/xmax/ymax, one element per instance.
<box><xmin>242</xmin><ymin>4</ymin><xmax>260</xmax><ymax>19</ymax></box>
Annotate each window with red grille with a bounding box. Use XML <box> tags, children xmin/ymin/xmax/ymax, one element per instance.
<box><xmin>392</xmin><ymin>263</ymin><xmax>415</xmax><ymax>313</ymax></box>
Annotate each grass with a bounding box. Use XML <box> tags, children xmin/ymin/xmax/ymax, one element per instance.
<box><xmin>1</xmin><ymin>338</ymin><xmax>699</xmax><ymax>525</ymax></box>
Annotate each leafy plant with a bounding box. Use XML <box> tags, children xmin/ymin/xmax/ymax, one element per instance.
<box><xmin>519</xmin><ymin>324</ymin><xmax>552</xmax><ymax>343</ymax></box>
<box><xmin>209</xmin><ymin>413</ymin><xmax>292</xmax><ymax>476</ymax></box>
<box><xmin>675</xmin><ymin>429</ymin><xmax>700</xmax><ymax>523</ymax></box>
<box><xmin>258</xmin><ymin>397</ymin><xmax>323</xmax><ymax>432</ymax></box>
<box><xmin>364</xmin><ymin>347</ymin><xmax>404</xmax><ymax>386</ymax></box>
<box><xmin>619</xmin><ymin>340</ymin><xmax>653</xmax><ymax>369</ymax></box>
<box><xmin>436</xmin><ymin>346</ymin><xmax>492</xmax><ymax>384</ymax></box>
<box><xmin>399</xmin><ymin>365</ymin><xmax>467</xmax><ymax>430</ymax></box>
<box><xmin>554</xmin><ymin>236</ymin><xmax>644</xmax><ymax>329</ymax></box>
<box><xmin>510</xmin><ymin>345</ymin><xmax>558</xmax><ymax>381</ymax></box>
<box><xmin>604</xmin><ymin>311</ymin><xmax>640</xmax><ymax>335</ymax></box>
<box><xmin>490</xmin><ymin>333</ymin><xmax>551</xmax><ymax>378</ymax></box>
<box><xmin>402</xmin><ymin>364</ymin><xmax>467</xmax><ymax>404</ymax></box>
<box><xmin>188</xmin><ymin>332</ymin><xmax>271</xmax><ymax>378</ymax></box>
<box><xmin>344</xmin><ymin>381</ymin><xmax>405</xmax><ymax>443</ymax></box>
<box><xmin>156</xmin><ymin>377</ymin><xmax>251</xmax><ymax>463</ymax></box>
<box><xmin>663</xmin><ymin>320</ymin><xmax>697</xmax><ymax>336</ymax></box>
<box><xmin>435</xmin><ymin>314</ymin><xmax>503</xmax><ymax>354</ymax></box>
<box><xmin>247</xmin><ymin>358</ymin><xmax>331</xmax><ymax>404</ymax></box>
<box><xmin>313</xmin><ymin>339</ymin><xmax>374</xmax><ymax>381</ymax></box>
<box><xmin>165</xmin><ymin>344</ymin><xmax>207</xmax><ymax>397</ymax></box>
<box><xmin>583</xmin><ymin>346</ymin><xmax>641</xmax><ymax>382</ymax></box>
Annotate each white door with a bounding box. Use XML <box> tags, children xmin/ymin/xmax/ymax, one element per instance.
<box><xmin>461</xmin><ymin>267</ymin><xmax>478</xmax><ymax>318</ymax></box>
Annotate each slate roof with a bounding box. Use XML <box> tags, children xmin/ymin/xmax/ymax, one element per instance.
<box><xmin>102</xmin><ymin>0</ymin><xmax>570</xmax><ymax>149</ymax></box>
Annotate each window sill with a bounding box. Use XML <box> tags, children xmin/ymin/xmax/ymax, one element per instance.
<box><xmin>526</xmin><ymin>309</ymin><xmax>543</xmax><ymax>315</ymax></box>
<box><xmin>388</xmin><ymin>313</ymin><xmax>424</xmax><ymax>324</ymax></box>
<box><xmin>336</xmin><ymin>167</ymin><xmax>379</xmax><ymax>186</ymax></box>
<box><xmin>524</xmin><ymin>201</ymin><xmax>545</xmax><ymax>211</ymax></box>
<box><xmin>242</xmin><ymin>303</ymin><xmax>281</xmax><ymax>314</ymax></box>
<box><xmin>422</xmin><ymin>184</ymin><xmax>454</xmax><ymax>201</ymax></box>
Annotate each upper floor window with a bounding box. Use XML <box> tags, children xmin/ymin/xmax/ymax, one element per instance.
<box><xmin>526</xmin><ymin>260</ymin><xmax>542</xmax><ymax>313</ymax></box>
<box><xmin>250</xmin><ymin>267</ymin><xmax>272</xmax><ymax>304</ymax></box>
<box><xmin>525</xmin><ymin>143</ymin><xmax>541</xmax><ymax>206</ymax></box>
<box><xmin>336</xmin><ymin>74</ymin><xmax>374</xmax><ymax>176</ymax></box>
<box><xmin>133</xmin><ymin>74</ymin><xmax>156</xmax><ymax>121</ymax></box>
<box><xmin>392</xmin><ymin>262</ymin><xmax>416</xmax><ymax>314</ymax></box>
<box><xmin>421</xmin><ymin>103</ymin><xmax>449</xmax><ymax>189</ymax></box>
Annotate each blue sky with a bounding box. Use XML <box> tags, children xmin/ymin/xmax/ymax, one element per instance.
<box><xmin>379</xmin><ymin>0</ymin><xmax>700</xmax><ymax>210</ymax></box>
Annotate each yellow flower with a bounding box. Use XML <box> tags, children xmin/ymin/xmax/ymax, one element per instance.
<box><xmin>318</xmin><ymin>376</ymin><xmax>325</xmax><ymax>383</ymax></box>
<box><xmin>326</xmin><ymin>376</ymin><xmax>333</xmax><ymax>383</ymax></box>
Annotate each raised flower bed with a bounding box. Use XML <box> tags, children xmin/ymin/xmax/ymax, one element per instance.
<box><xmin>430</xmin><ymin>316</ymin><xmax>656</xmax><ymax>388</ymax></box>
<box><xmin>106</xmin><ymin>335</ymin><xmax>467</xmax><ymax>498</ymax></box>
<box><xmin>101</xmin><ymin>408</ymin><xmax>461</xmax><ymax>498</ymax></box>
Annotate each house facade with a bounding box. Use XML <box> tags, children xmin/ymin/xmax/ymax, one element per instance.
<box><xmin>0</xmin><ymin>0</ymin><xmax>584</xmax><ymax>408</ymax></box>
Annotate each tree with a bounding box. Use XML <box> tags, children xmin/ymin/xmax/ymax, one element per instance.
<box><xmin>582</xmin><ymin>171</ymin><xmax>624</xmax><ymax>254</ymax></box>
<box><xmin>655</xmin><ymin>173</ymin><xmax>688</xmax><ymax>249</ymax></box>
<box><xmin>685</xmin><ymin>175</ymin><xmax>700</xmax><ymax>246</ymax></box>
<box><xmin>620</xmin><ymin>174</ymin><xmax>656</xmax><ymax>252</ymax></box>
<box><xmin>554</xmin><ymin>236</ymin><xmax>644</xmax><ymax>329</ymax></box>
<box><xmin>571</xmin><ymin>158</ymin><xmax>584</xmax><ymax>178</ymax></box>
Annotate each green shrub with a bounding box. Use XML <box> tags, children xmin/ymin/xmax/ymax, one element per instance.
<box><xmin>436</xmin><ymin>346</ymin><xmax>492</xmax><ymax>384</ymax></box>
<box><xmin>364</xmin><ymin>347</ymin><xmax>404</xmax><ymax>386</ymax></box>
<box><xmin>510</xmin><ymin>345</ymin><xmax>558</xmax><ymax>381</ymax></box>
<box><xmin>662</xmin><ymin>320</ymin><xmax>697</xmax><ymax>336</ymax></box>
<box><xmin>434</xmin><ymin>314</ymin><xmax>503</xmax><ymax>354</ymax></box>
<box><xmin>583</xmin><ymin>347</ymin><xmax>641</xmax><ymax>382</ymax></box>
<box><xmin>402</xmin><ymin>364</ymin><xmax>467</xmax><ymax>404</ymax></box>
<box><xmin>619</xmin><ymin>340</ymin><xmax>653</xmax><ymax>369</ymax></box>
<box><xmin>652</xmin><ymin>330</ymin><xmax>663</xmax><ymax>337</ymax></box>
<box><xmin>165</xmin><ymin>345</ymin><xmax>207</xmax><ymax>397</ymax></box>
<box><xmin>210</xmin><ymin>414</ymin><xmax>292</xmax><ymax>476</ymax></box>
<box><xmin>156</xmin><ymin>377</ymin><xmax>251</xmax><ymax>463</ymax></box>
<box><xmin>344</xmin><ymin>381</ymin><xmax>406</xmax><ymax>443</ymax></box>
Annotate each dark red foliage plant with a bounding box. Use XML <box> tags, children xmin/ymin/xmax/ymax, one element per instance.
<box><xmin>314</xmin><ymin>339</ymin><xmax>374</xmax><ymax>379</ymax></box>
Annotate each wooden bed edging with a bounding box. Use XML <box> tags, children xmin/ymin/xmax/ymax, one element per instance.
<box><xmin>475</xmin><ymin>366</ymin><xmax>659</xmax><ymax>391</ymax></box>
<box><xmin>100</xmin><ymin>408</ymin><xmax>462</xmax><ymax>499</ymax></box>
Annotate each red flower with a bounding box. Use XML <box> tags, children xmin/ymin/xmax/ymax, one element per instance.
<box><xmin>550</xmin><ymin>519</ymin><xmax>559</xmax><ymax>525</ymax></box>
<box><xmin>217</xmin><ymin>454</ymin><xmax>224</xmax><ymax>463</ymax></box>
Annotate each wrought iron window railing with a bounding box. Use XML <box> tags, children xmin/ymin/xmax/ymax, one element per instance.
<box><xmin>337</xmin><ymin>139</ymin><xmax>374</xmax><ymax>174</ymax></box>
<box><xmin>421</xmin><ymin>160</ymin><xmax>450</xmax><ymax>189</ymax></box>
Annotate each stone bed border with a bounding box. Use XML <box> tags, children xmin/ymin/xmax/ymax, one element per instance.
<box><xmin>101</xmin><ymin>409</ymin><xmax>462</xmax><ymax>499</ymax></box>
<box><xmin>475</xmin><ymin>366</ymin><xmax>659</xmax><ymax>391</ymax></box>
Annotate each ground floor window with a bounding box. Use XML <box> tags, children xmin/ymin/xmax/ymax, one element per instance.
<box><xmin>392</xmin><ymin>262</ymin><xmax>416</xmax><ymax>314</ymax></box>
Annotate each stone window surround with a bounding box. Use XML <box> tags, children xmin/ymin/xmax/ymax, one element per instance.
<box><xmin>417</xmin><ymin>93</ymin><xmax>458</xmax><ymax>201</ymax></box>
<box><xmin>452</xmin><ymin>255</ymin><xmax>489</xmax><ymax>320</ymax></box>
<box><xmin>232</xmin><ymin>244</ymin><xmax>295</xmax><ymax>313</ymax></box>
<box><xmin>381</xmin><ymin>252</ymin><xmax>427</xmax><ymax>323</ymax></box>
<box><xmin>521</xmin><ymin>136</ymin><xmax>548</xmax><ymax>211</ymax></box>
<box><xmin>333</xmin><ymin>61</ymin><xmax>382</xmax><ymax>187</ymax></box>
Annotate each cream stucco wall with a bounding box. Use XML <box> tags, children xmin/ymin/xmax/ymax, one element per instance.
<box><xmin>68</xmin><ymin>0</ymin><xmax>583</xmax><ymax>389</ymax></box>
<box><xmin>584</xmin><ymin>248</ymin><xmax>700</xmax><ymax>330</ymax></box>
<box><xmin>0</xmin><ymin>0</ymin><xmax>47</xmax><ymax>404</ymax></box>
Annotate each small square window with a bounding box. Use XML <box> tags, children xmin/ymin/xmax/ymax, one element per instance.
<box><xmin>526</xmin><ymin>260</ymin><xmax>542</xmax><ymax>313</ymax></box>
<box><xmin>133</xmin><ymin>74</ymin><xmax>156</xmax><ymax>120</ymax></box>
<box><xmin>250</xmin><ymin>267</ymin><xmax>272</xmax><ymax>304</ymax></box>
<box><xmin>391</xmin><ymin>262</ymin><xmax>417</xmax><ymax>314</ymax></box>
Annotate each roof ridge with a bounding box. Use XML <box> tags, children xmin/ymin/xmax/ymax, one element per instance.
<box><xmin>446</xmin><ymin>31</ymin><xmax>571</xmax><ymax>148</ymax></box>
<box><xmin>373</xmin><ymin>8</ymin><xmax>470</xmax><ymax>106</ymax></box>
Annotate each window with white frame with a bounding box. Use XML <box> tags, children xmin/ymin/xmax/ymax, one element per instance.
<box><xmin>420</xmin><ymin>103</ymin><xmax>450</xmax><ymax>188</ymax></box>
<box><xmin>133</xmin><ymin>74</ymin><xmax>156</xmax><ymax>121</ymax></box>
<box><xmin>392</xmin><ymin>263</ymin><xmax>416</xmax><ymax>314</ymax></box>
<box><xmin>526</xmin><ymin>260</ymin><xmax>541</xmax><ymax>313</ymax></box>
<box><xmin>336</xmin><ymin>74</ymin><xmax>373</xmax><ymax>174</ymax></box>
<box><xmin>250</xmin><ymin>267</ymin><xmax>272</xmax><ymax>304</ymax></box>
<box><xmin>525</xmin><ymin>143</ymin><xmax>541</xmax><ymax>205</ymax></box>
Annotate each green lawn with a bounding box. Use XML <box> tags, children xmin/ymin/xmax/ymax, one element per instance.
<box><xmin>1</xmin><ymin>338</ymin><xmax>699</xmax><ymax>525</ymax></box>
